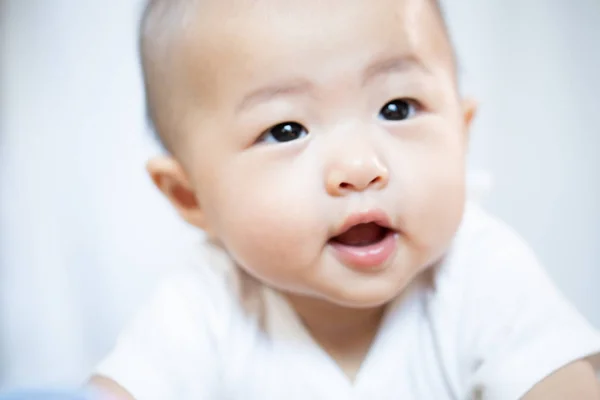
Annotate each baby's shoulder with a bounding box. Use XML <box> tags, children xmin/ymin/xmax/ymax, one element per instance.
<box><xmin>425</xmin><ymin>204</ymin><xmax>600</xmax><ymax>399</ymax></box>
<box><xmin>441</xmin><ymin>203</ymin><xmax>541</xmax><ymax>280</ymax></box>
<box><xmin>93</xmin><ymin>242</ymin><xmax>263</xmax><ymax>399</ymax></box>
<box><xmin>154</xmin><ymin>240</ymin><xmax>264</xmax><ymax>324</ymax></box>
<box><xmin>425</xmin><ymin>203</ymin><xmax>551</xmax><ymax>322</ymax></box>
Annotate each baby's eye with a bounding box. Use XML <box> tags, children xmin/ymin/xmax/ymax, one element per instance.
<box><xmin>258</xmin><ymin>122</ymin><xmax>309</xmax><ymax>144</ymax></box>
<box><xmin>379</xmin><ymin>99</ymin><xmax>417</xmax><ymax>121</ymax></box>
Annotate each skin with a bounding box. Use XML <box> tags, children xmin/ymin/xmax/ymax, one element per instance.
<box><xmin>91</xmin><ymin>0</ymin><xmax>600</xmax><ymax>398</ymax></box>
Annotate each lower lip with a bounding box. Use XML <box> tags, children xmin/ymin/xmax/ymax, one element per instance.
<box><xmin>329</xmin><ymin>231</ymin><xmax>398</xmax><ymax>271</ymax></box>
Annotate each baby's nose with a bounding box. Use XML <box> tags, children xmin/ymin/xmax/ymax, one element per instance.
<box><xmin>325</xmin><ymin>155</ymin><xmax>389</xmax><ymax>196</ymax></box>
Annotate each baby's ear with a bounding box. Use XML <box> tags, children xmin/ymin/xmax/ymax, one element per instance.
<box><xmin>146</xmin><ymin>156</ymin><xmax>207</xmax><ymax>230</ymax></box>
<box><xmin>461</xmin><ymin>97</ymin><xmax>478</xmax><ymax>133</ymax></box>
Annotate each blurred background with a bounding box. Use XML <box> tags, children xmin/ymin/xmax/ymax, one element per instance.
<box><xmin>1</xmin><ymin>0</ymin><xmax>599</xmax><ymax>391</ymax></box>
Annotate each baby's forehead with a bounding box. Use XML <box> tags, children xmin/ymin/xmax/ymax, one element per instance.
<box><xmin>140</xmin><ymin>0</ymin><xmax>454</xmax><ymax>150</ymax></box>
<box><xmin>142</xmin><ymin>0</ymin><xmax>449</xmax><ymax>64</ymax></box>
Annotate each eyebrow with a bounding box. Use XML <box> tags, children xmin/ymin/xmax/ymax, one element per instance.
<box><xmin>236</xmin><ymin>80</ymin><xmax>312</xmax><ymax>113</ymax></box>
<box><xmin>235</xmin><ymin>54</ymin><xmax>429</xmax><ymax>113</ymax></box>
<box><xmin>362</xmin><ymin>54</ymin><xmax>430</xmax><ymax>85</ymax></box>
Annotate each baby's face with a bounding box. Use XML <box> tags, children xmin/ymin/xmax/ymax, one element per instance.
<box><xmin>152</xmin><ymin>0</ymin><xmax>474</xmax><ymax>307</ymax></box>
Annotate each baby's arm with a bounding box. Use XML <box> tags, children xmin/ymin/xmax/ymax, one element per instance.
<box><xmin>88</xmin><ymin>376</ymin><xmax>136</xmax><ymax>400</ymax></box>
<box><xmin>522</xmin><ymin>360</ymin><xmax>600</xmax><ymax>399</ymax></box>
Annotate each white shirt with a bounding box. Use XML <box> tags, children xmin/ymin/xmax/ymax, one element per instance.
<box><xmin>95</xmin><ymin>204</ymin><xmax>600</xmax><ymax>399</ymax></box>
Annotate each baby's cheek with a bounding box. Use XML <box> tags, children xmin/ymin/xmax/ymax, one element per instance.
<box><xmin>414</xmin><ymin>172</ymin><xmax>465</xmax><ymax>258</ymax></box>
<box><xmin>216</xmin><ymin>185</ymin><xmax>324</xmax><ymax>280</ymax></box>
<box><xmin>398</xmin><ymin>148</ymin><xmax>465</xmax><ymax>256</ymax></box>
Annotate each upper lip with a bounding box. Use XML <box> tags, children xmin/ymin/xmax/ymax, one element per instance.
<box><xmin>330</xmin><ymin>209</ymin><xmax>394</xmax><ymax>239</ymax></box>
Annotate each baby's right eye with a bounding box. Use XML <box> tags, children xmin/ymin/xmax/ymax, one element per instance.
<box><xmin>257</xmin><ymin>122</ymin><xmax>309</xmax><ymax>144</ymax></box>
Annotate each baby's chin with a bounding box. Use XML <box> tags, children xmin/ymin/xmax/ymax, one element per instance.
<box><xmin>324</xmin><ymin>286</ymin><xmax>410</xmax><ymax>309</ymax></box>
<box><xmin>327</xmin><ymin>264</ymin><xmax>436</xmax><ymax>309</ymax></box>
<box><xmin>324</xmin><ymin>294</ymin><xmax>400</xmax><ymax>310</ymax></box>
<box><xmin>290</xmin><ymin>276</ymin><xmax>416</xmax><ymax>310</ymax></box>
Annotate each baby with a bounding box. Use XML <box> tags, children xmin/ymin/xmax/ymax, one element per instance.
<box><xmin>90</xmin><ymin>0</ymin><xmax>600</xmax><ymax>398</ymax></box>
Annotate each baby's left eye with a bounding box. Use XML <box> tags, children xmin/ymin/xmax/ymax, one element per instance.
<box><xmin>379</xmin><ymin>99</ymin><xmax>417</xmax><ymax>121</ymax></box>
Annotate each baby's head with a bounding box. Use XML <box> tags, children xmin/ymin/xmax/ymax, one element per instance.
<box><xmin>142</xmin><ymin>0</ymin><xmax>476</xmax><ymax>308</ymax></box>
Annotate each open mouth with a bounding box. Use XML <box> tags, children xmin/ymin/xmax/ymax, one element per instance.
<box><xmin>328</xmin><ymin>211</ymin><xmax>399</xmax><ymax>269</ymax></box>
<box><xmin>330</xmin><ymin>222</ymin><xmax>392</xmax><ymax>247</ymax></box>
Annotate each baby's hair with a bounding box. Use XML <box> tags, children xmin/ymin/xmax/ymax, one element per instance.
<box><xmin>139</xmin><ymin>0</ymin><xmax>452</xmax><ymax>151</ymax></box>
<box><xmin>139</xmin><ymin>0</ymin><xmax>197</xmax><ymax>152</ymax></box>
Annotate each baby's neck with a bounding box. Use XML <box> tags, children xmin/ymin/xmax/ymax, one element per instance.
<box><xmin>285</xmin><ymin>294</ymin><xmax>387</xmax><ymax>380</ymax></box>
